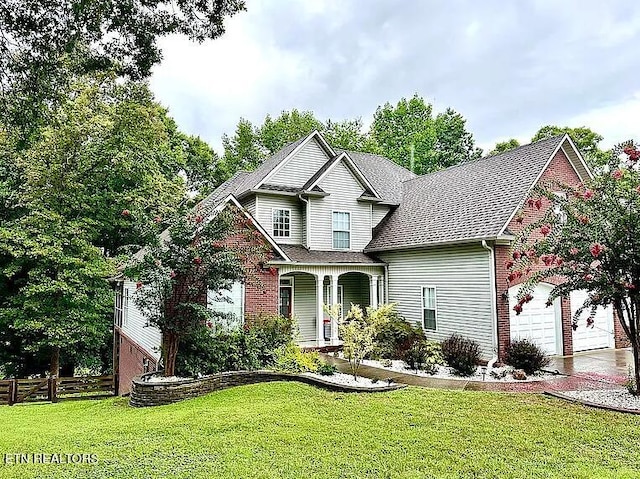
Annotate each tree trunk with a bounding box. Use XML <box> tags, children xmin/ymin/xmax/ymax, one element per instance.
<box><xmin>632</xmin><ymin>340</ymin><xmax>640</xmax><ymax>396</ymax></box>
<box><xmin>49</xmin><ymin>347</ymin><xmax>60</xmax><ymax>378</ymax></box>
<box><xmin>163</xmin><ymin>332</ymin><xmax>179</xmax><ymax>377</ymax></box>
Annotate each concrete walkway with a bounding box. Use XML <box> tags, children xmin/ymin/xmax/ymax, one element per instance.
<box><xmin>321</xmin><ymin>348</ymin><xmax>634</xmax><ymax>393</ymax></box>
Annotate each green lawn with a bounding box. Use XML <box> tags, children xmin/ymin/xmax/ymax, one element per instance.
<box><xmin>0</xmin><ymin>383</ymin><xmax>639</xmax><ymax>479</ymax></box>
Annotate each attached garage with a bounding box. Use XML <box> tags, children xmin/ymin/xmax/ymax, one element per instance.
<box><xmin>509</xmin><ymin>283</ymin><xmax>562</xmax><ymax>355</ymax></box>
<box><xmin>570</xmin><ymin>290</ymin><xmax>615</xmax><ymax>352</ymax></box>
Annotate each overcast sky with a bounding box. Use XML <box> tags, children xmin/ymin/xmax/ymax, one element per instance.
<box><xmin>150</xmin><ymin>0</ymin><xmax>640</xmax><ymax>154</ymax></box>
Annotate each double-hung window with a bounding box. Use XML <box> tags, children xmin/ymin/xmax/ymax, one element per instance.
<box><xmin>332</xmin><ymin>211</ymin><xmax>350</xmax><ymax>249</ymax></box>
<box><xmin>422</xmin><ymin>286</ymin><xmax>437</xmax><ymax>331</ymax></box>
<box><xmin>272</xmin><ymin>209</ymin><xmax>290</xmax><ymax>238</ymax></box>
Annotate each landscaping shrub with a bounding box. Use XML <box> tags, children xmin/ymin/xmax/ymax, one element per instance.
<box><xmin>175</xmin><ymin>314</ymin><xmax>294</xmax><ymax>377</ymax></box>
<box><xmin>504</xmin><ymin>339</ymin><xmax>550</xmax><ymax>375</ymax></box>
<box><xmin>372</xmin><ymin>310</ymin><xmax>425</xmax><ymax>359</ymax></box>
<box><xmin>317</xmin><ymin>362</ymin><xmax>337</xmax><ymax>376</ymax></box>
<box><xmin>403</xmin><ymin>339</ymin><xmax>442</xmax><ymax>374</ymax></box>
<box><xmin>441</xmin><ymin>334</ymin><xmax>481</xmax><ymax>376</ymax></box>
<box><xmin>273</xmin><ymin>343</ymin><xmax>321</xmax><ymax>373</ymax></box>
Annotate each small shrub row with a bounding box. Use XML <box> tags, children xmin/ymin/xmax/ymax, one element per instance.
<box><xmin>504</xmin><ymin>339</ymin><xmax>550</xmax><ymax>374</ymax></box>
<box><xmin>441</xmin><ymin>334</ymin><xmax>481</xmax><ymax>376</ymax></box>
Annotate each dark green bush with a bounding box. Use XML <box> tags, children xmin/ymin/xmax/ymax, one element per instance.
<box><xmin>317</xmin><ymin>362</ymin><xmax>337</xmax><ymax>376</ymax></box>
<box><xmin>441</xmin><ymin>334</ymin><xmax>481</xmax><ymax>377</ymax></box>
<box><xmin>373</xmin><ymin>314</ymin><xmax>425</xmax><ymax>359</ymax></box>
<box><xmin>403</xmin><ymin>339</ymin><xmax>443</xmax><ymax>374</ymax></box>
<box><xmin>175</xmin><ymin>313</ymin><xmax>294</xmax><ymax>377</ymax></box>
<box><xmin>504</xmin><ymin>339</ymin><xmax>550</xmax><ymax>374</ymax></box>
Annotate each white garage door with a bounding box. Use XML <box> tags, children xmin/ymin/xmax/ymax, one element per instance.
<box><xmin>570</xmin><ymin>290</ymin><xmax>614</xmax><ymax>352</ymax></box>
<box><xmin>509</xmin><ymin>283</ymin><xmax>561</xmax><ymax>355</ymax></box>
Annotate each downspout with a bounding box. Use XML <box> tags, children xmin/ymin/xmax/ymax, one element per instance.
<box><xmin>298</xmin><ymin>193</ymin><xmax>310</xmax><ymax>248</ymax></box>
<box><xmin>481</xmin><ymin>240</ymin><xmax>499</xmax><ymax>368</ymax></box>
<box><xmin>384</xmin><ymin>263</ymin><xmax>389</xmax><ymax>305</ymax></box>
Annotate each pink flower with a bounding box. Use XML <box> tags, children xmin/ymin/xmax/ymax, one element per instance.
<box><xmin>136</xmin><ymin>281</ymin><xmax>143</xmax><ymax>290</ymax></box>
<box><xmin>507</xmin><ymin>272</ymin><xmax>517</xmax><ymax>283</ymax></box>
<box><xmin>570</xmin><ymin>247</ymin><xmax>579</xmax><ymax>255</ymax></box>
<box><xmin>583</xmin><ymin>189</ymin><xmax>594</xmax><ymax>200</ymax></box>
<box><xmin>589</xmin><ymin>243</ymin><xmax>604</xmax><ymax>258</ymax></box>
<box><xmin>193</xmin><ymin>257</ymin><xmax>202</xmax><ymax>265</ymax></box>
<box><xmin>526</xmin><ymin>249</ymin><xmax>536</xmax><ymax>259</ymax></box>
<box><xmin>513</xmin><ymin>304</ymin><xmax>523</xmax><ymax>314</ymax></box>
<box><xmin>515</xmin><ymin>215</ymin><xmax>524</xmax><ymax>224</ymax></box>
<box><xmin>555</xmin><ymin>257</ymin><xmax>564</xmax><ymax>266</ymax></box>
<box><xmin>612</xmin><ymin>169</ymin><xmax>623</xmax><ymax>180</ymax></box>
<box><xmin>540</xmin><ymin>224</ymin><xmax>551</xmax><ymax>236</ymax></box>
<box><xmin>170</xmin><ymin>271</ymin><xmax>176</xmax><ymax>278</ymax></box>
<box><xmin>578</xmin><ymin>215</ymin><xmax>589</xmax><ymax>225</ymax></box>
<box><xmin>586</xmin><ymin>317</ymin><xmax>595</xmax><ymax>328</ymax></box>
<box><xmin>524</xmin><ymin>293</ymin><xmax>533</xmax><ymax>303</ymax></box>
<box><xmin>526</xmin><ymin>198</ymin><xmax>535</xmax><ymax>208</ymax></box>
<box><xmin>540</xmin><ymin>254</ymin><xmax>554</xmax><ymax>266</ymax></box>
<box><xmin>584</xmin><ymin>273</ymin><xmax>594</xmax><ymax>282</ymax></box>
<box><xmin>505</xmin><ymin>260</ymin><xmax>515</xmax><ymax>269</ymax></box>
<box><xmin>121</xmin><ymin>209</ymin><xmax>131</xmax><ymax>217</ymax></box>
<box><xmin>624</xmin><ymin>282</ymin><xmax>636</xmax><ymax>291</ymax></box>
<box><xmin>512</xmin><ymin>251</ymin><xmax>521</xmax><ymax>260</ymax></box>
<box><xmin>534</xmin><ymin>198</ymin><xmax>543</xmax><ymax>210</ymax></box>
<box><xmin>206</xmin><ymin>321</ymin><xmax>213</xmax><ymax>328</ymax></box>
<box><xmin>636</xmin><ymin>185</ymin><xmax>640</xmax><ymax>195</ymax></box>
<box><xmin>195</xmin><ymin>215</ymin><xmax>204</xmax><ymax>224</ymax></box>
<box><xmin>153</xmin><ymin>216</ymin><xmax>162</xmax><ymax>224</ymax></box>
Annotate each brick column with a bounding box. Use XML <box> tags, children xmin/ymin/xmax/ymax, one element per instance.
<box><xmin>560</xmin><ymin>297</ymin><xmax>574</xmax><ymax>356</ymax></box>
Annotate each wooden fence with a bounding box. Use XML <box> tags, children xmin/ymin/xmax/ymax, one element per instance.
<box><xmin>0</xmin><ymin>375</ymin><xmax>114</xmax><ymax>405</ymax></box>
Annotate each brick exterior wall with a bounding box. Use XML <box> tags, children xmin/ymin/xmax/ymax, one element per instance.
<box><xmin>245</xmin><ymin>268</ymin><xmax>279</xmax><ymax>318</ymax></box>
<box><xmin>614</xmin><ymin>311</ymin><xmax>632</xmax><ymax>348</ymax></box>
<box><xmin>495</xmin><ymin>148</ymin><xmax>583</xmax><ymax>359</ymax></box>
<box><xmin>115</xmin><ymin>330</ymin><xmax>157</xmax><ymax>395</ymax></box>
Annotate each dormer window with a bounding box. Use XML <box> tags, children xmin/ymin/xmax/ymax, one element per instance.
<box><xmin>272</xmin><ymin>209</ymin><xmax>291</xmax><ymax>237</ymax></box>
<box><xmin>332</xmin><ymin>211</ymin><xmax>350</xmax><ymax>249</ymax></box>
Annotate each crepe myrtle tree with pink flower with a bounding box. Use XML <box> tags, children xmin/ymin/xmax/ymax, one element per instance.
<box><xmin>125</xmin><ymin>204</ymin><xmax>271</xmax><ymax>377</ymax></box>
<box><xmin>508</xmin><ymin>142</ymin><xmax>640</xmax><ymax>394</ymax></box>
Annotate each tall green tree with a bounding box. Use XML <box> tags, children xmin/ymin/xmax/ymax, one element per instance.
<box><xmin>370</xmin><ymin>95</ymin><xmax>480</xmax><ymax>174</ymax></box>
<box><xmin>221</xmin><ymin>119</ymin><xmax>266</xmax><ymax>179</ymax></box>
<box><xmin>260</xmin><ymin>110</ymin><xmax>324</xmax><ymax>154</ymax></box>
<box><xmin>532</xmin><ymin>125</ymin><xmax>608</xmax><ymax>168</ymax></box>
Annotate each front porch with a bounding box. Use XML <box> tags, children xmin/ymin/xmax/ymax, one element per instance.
<box><xmin>277</xmin><ymin>264</ymin><xmax>385</xmax><ymax>347</ymax></box>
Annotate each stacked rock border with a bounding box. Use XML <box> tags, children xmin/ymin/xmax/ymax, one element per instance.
<box><xmin>130</xmin><ymin>370</ymin><xmax>405</xmax><ymax>407</ymax></box>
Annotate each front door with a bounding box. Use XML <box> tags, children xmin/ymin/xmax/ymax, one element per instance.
<box><xmin>279</xmin><ymin>286</ymin><xmax>292</xmax><ymax>318</ymax></box>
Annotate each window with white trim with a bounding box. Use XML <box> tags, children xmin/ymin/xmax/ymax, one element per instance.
<box><xmin>422</xmin><ymin>286</ymin><xmax>437</xmax><ymax>331</ymax></box>
<box><xmin>553</xmin><ymin>192</ymin><xmax>567</xmax><ymax>224</ymax></box>
<box><xmin>207</xmin><ymin>282</ymin><xmax>245</xmax><ymax>331</ymax></box>
<box><xmin>332</xmin><ymin>211</ymin><xmax>350</xmax><ymax>249</ymax></box>
<box><xmin>272</xmin><ymin>209</ymin><xmax>290</xmax><ymax>237</ymax></box>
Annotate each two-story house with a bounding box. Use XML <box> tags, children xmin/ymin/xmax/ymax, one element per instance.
<box><xmin>113</xmin><ymin>130</ymin><xmax>628</xmax><ymax>393</ymax></box>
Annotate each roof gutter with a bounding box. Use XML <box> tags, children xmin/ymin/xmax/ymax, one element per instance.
<box><xmin>365</xmin><ymin>234</ymin><xmax>515</xmax><ymax>253</ymax></box>
<box><xmin>297</xmin><ymin>193</ymin><xmax>311</xmax><ymax>249</ymax></box>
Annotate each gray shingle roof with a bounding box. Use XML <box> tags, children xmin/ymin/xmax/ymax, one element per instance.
<box><xmin>338</xmin><ymin>149</ymin><xmax>417</xmax><ymax>204</ymax></box>
<box><xmin>366</xmin><ymin>135</ymin><xmax>565</xmax><ymax>251</ymax></box>
<box><xmin>279</xmin><ymin>244</ymin><xmax>384</xmax><ymax>264</ymax></box>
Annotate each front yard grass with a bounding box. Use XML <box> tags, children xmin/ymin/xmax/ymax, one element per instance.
<box><xmin>0</xmin><ymin>382</ymin><xmax>639</xmax><ymax>478</ymax></box>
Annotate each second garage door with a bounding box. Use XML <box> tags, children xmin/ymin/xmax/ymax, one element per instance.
<box><xmin>509</xmin><ymin>283</ymin><xmax>561</xmax><ymax>355</ymax></box>
<box><xmin>570</xmin><ymin>290</ymin><xmax>614</xmax><ymax>352</ymax></box>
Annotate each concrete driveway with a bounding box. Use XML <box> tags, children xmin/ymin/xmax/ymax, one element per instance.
<box><xmin>549</xmin><ymin>348</ymin><xmax>633</xmax><ymax>378</ymax></box>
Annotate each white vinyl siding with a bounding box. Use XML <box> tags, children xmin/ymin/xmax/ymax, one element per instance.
<box><xmin>241</xmin><ymin>195</ymin><xmax>256</xmax><ymax>216</ymax></box>
<box><xmin>255</xmin><ymin>194</ymin><xmax>302</xmax><ymax>244</ymax></box>
<box><xmin>290</xmin><ymin>274</ymin><xmax>317</xmax><ymax>342</ymax></box>
<box><xmin>380</xmin><ymin>244</ymin><xmax>494</xmax><ymax>357</ymax></box>
<box><xmin>207</xmin><ymin>282</ymin><xmax>244</xmax><ymax>331</ymax></box>
<box><xmin>372</xmin><ymin>205</ymin><xmax>390</xmax><ymax>227</ymax></box>
<box><xmin>422</xmin><ymin>286</ymin><xmax>437</xmax><ymax>331</ymax></box>
<box><xmin>272</xmin><ymin>208</ymin><xmax>291</xmax><ymax>238</ymax></box>
<box><xmin>120</xmin><ymin>280</ymin><xmax>162</xmax><ymax>361</ymax></box>
<box><xmin>268</xmin><ymin>138</ymin><xmax>330</xmax><ymax>188</ymax></box>
<box><xmin>332</xmin><ymin>211</ymin><xmax>350</xmax><ymax>249</ymax></box>
<box><xmin>309</xmin><ymin>160</ymin><xmax>372</xmax><ymax>251</ymax></box>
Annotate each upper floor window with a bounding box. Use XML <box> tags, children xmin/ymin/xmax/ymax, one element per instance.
<box><xmin>332</xmin><ymin>211</ymin><xmax>350</xmax><ymax>249</ymax></box>
<box><xmin>272</xmin><ymin>209</ymin><xmax>290</xmax><ymax>237</ymax></box>
<box><xmin>422</xmin><ymin>286</ymin><xmax>437</xmax><ymax>331</ymax></box>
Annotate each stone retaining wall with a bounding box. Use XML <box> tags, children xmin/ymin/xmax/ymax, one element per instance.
<box><xmin>130</xmin><ymin>370</ymin><xmax>404</xmax><ymax>407</ymax></box>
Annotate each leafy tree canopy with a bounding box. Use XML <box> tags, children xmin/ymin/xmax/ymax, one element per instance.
<box><xmin>0</xmin><ymin>0</ymin><xmax>245</xmax><ymax>132</ymax></box>
<box><xmin>532</xmin><ymin>125</ymin><xmax>608</xmax><ymax>168</ymax></box>
<box><xmin>490</xmin><ymin>138</ymin><xmax>521</xmax><ymax>155</ymax></box>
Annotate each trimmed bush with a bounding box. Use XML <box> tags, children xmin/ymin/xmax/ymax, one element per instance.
<box><xmin>403</xmin><ymin>339</ymin><xmax>442</xmax><ymax>374</ymax></box>
<box><xmin>504</xmin><ymin>339</ymin><xmax>550</xmax><ymax>374</ymax></box>
<box><xmin>274</xmin><ymin>343</ymin><xmax>321</xmax><ymax>373</ymax></box>
<box><xmin>441</xmin><ymin>334</ymin><xmax>481</xmax><ymax>376</ymax></box>
<box><xmin>317</xmin><ymin>362</ymin><xmax>337</xmax><ymax>376</ymax></box>
<box><xmin>373</xmin><ymin>312</ymin><xmax>425</xmax><ymax>360</ymax></box>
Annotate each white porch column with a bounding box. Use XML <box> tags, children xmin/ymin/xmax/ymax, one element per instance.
<box><xmin>315</xmin><ymin>273</ymin><xmax>325</xmax><ymax>347</ymax></box>
<box><xmin>370</xmin><ymin>275</ymin><xmax>379</xmax><ymax>309</ymax></box>
<box><xmin>330</xmin><ymin>274</ymin><xmax>340</xmax><ymax>343</ymax></box>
